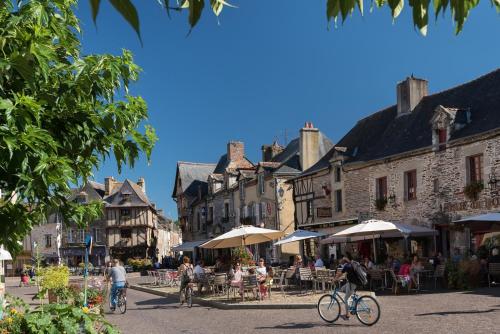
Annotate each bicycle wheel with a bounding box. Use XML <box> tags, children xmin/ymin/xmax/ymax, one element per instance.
<box><xmin>118</xmin><ymin>292</ymin><xmax>127</xmax><ymax>314</ymax></box>
<box><xmin>186</xmin><ymin>287</ymin><xmax>193</xmax><ymax>308</ymax></box>
<box><xmin>355</xmin><ymin>295</ymin><xmax>380</xmax><ymax>326</ymax></box>
<box><xmin>317</xmin><ymin>294</ymin><xmax>341</xmax><ymax>323</ymax></box>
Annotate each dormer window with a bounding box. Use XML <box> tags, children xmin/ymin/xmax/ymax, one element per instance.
<box><xmin>258</xmin><ymin>173</ymin><xmax>265</xmax><ymax>194</ymax></box>
<box><xmin>437</xmin><ymin>128</ymin><xmax>447</xmax><ymax>151</ymax></box>
<box><xmin>121</xmin><ymin>190</ymin><xmax>132</xmax><ymax>202</ymax></box>
<box><xmin>239</xmin><ymin>180</ymin><xmax>245</xmax><ymax>200</ymax></box>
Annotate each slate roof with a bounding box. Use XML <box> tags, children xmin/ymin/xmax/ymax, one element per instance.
<box><xmin>104</xmin><ymin>179</ymin><xmax>151</xmax><ymax>208</ymax></box>
<box><xmin>213</xmin><ymin>154</ymin><xmax>254</xmax><ymax>174</ymax></box>
<box><xmin>298</xmin><ymin>68</ymin><xmax>500</xmax><ymax>178</ymax></box>
<box><xmin>266</xmin><ymin>131</ymin><xmax>334</xmax><ymax>174</ymax></box>
<box><xmin>172</xmin><ymin>162</ymin><xmax>216</xmax><ymax>199</ymax></box>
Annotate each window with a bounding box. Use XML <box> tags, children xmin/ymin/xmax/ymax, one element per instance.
<box><xmin>438</xmin><ymin>128</ymin><xmax>447</xmax><ymax>150</ymax></box>
<box><xmin>197</xmin><ymin>212</ymin><xmax>201</xmax><ymax>231</ymax></box>
<box><xmin>121</xmin><ymin>209</ymin><xmax>130</xmax><ymax>217</ymax></box>
<box><xmin>258</xmin><ymin>174</ymin><xmax>265</xmax><ymax>194</ymax></box>
<box><xmin>335</xmin><ymin>190</ymin><xmax>343</xmax><ymax>212</ymax></box>
<box><xmin>306</xmin><ymin>200</ymin><xmax>313</xmax><ymax>218</ymax></box>
<box><xmin>45</xmin><ymin>234</ymin><xmax>52</xmax><ymax>248</ymax></box>
<box><xmin>224</xmin><ymin>203</ymin><xmax>229</xmax><ymax>219</ymax></box>
<box><xmin>208</xmin><ymin>207</ymin><xmax>214</xmax><ymax>222</ymax></box>
<box><xmin>334</xmin><ymin>166</ymin><xmax>341</xmax><ymax>183</ymax></box>
<box><xmin>120</xmin><ymin>229</ymin><xmax>132</xmax><ymax>238</ymax></box>
<box><xmin>405</xmin><ymin>170</ymin><xmax>417</xmax><ymax>201</ymax></box>
<box><xmin>376</xmin><ymin>177</ymin><xmax>387</xmax><ymax>200</ymax></box>
<box><xmin>239</xmin><ymin>181</ymin><xmax>245</xmax><ymax>199</ymax></box>
<box><xmin>433</xmin><ymin>179</ymin><xmax>440</xmax><ymax>193</ymax></box>
<box><xmin>93</xmin><ymin>228</ymin><xmax>103</xmax><ymax>243</ymax></box>
<box><xmin>467</xmin><ymin>154</ymin><xmax>483</xmax><ymax>184</ymax></box>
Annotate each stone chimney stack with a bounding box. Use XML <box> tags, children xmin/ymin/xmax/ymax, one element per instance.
<box><xmin>299</xmin><ymin>122</ymin><xmax>320</xmax><ymax>171</ymax></box>
<box><xmin>137</xmin><ymin>177</ymin><xmax>146</xmax><ymax>194</ymax></box>
<box><xmin>104</xmin><ymin>176</ymin><xmax>115</xmax><ymax>196</ymax></box>
<box><xmin>227</xmin><ymin>141</ymin><xmax>245</xmax><ymax>162</ymax></box>
<box><xmin>397</xmin><ymin>75</ymin><xmax>428</xmax><ymax>117</ymax></box>
<box><xmin>261</xmin><ymin>141</ymin><xmax>284</xmax><ymax>162</ymax></box>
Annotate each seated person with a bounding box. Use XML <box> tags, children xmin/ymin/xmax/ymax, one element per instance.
<box><xmin>387</xmin><ymin>256</ymin><xmax>401</xmax><ymax>273</ymax></box>
<box><xmin>314</xmin><ymin>255</ymin><xmax>325</xmax><ymax>268</ymax></box>
<box><xmin>363</xmin><ymin>256</ymin><xmax>374</xmax><ymax>270</ymax></box>
<box><xmin>230</xmin><ymin>263</ymin><xmax>244</xmax><ymax>295</ymax></box>
<box><xmin>193</xmin><ymin>260</ymin><xmax>206</xmax><ymax>293</ymax></box>
<box><xmin>256</xmin><ymin>258</ymin><xmax>268</xmax><ymax>297</ymax></box>
<box><xmin>488</xmin><ymin>248</ymin><xmax>500</xmax><ymax>264</ymax></box>
<box><xmin>398</xmin><ymin>259</ymin><xmax>413</xmax><ymax>288</ymax></box>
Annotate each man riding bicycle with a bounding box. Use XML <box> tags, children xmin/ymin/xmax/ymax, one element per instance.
<box><xmin>333</xmin><ymin>253</ymin><xmax>363</xmax><ymax>320</ymax></box>
<box><xmin>178</xmin><ymin>256</ymin><xmax>194</xmax><ymax>304</ymax></box>
<box><xmin>107</xmin><ymin>259</ymin><xmax>127</xmax><ymax>312</ymax></box>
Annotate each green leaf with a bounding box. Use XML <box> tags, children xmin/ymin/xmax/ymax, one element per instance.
<box><xmin>89</xmin><ymin>0</ymin><xmax>101</xmax><ymax>23</ymax></box>
<box><xmin>356</xmin><ymin>0</ymin><xmax>364</xmax><ymax>15</ymax></box>
<box><xmin>388</xmin><ymin>0</ymin><xmax>404</xmax><ymax>18</ymax></box>
<box><xmin>108</xmin><ymin>0</ymin><xmax>142</xmax><ymax>44</ymax></box>
<box><xmin>434</xmin><ymin>0</ymin><xmax>449</xmax><ymax>19</ymax></box>
<box><xmin>340</xmin><ymin>0</ymin><xmax>356</xmax><ymax>22</ymax></box>
<box><xmin>188</xmin><ymin>0</ymin><xmax>205</xmax><ymax>30</ymax></box>
<box><xmin>327</xmin><ymin>0</ymin><xmax>340</xmax><ymax>24</ymax></box>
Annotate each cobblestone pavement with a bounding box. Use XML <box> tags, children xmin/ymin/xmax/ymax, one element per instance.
<box><xmin>6</xmin><ymin>278</ymin><xmax>500</xmax><ymax>333</ymax></box>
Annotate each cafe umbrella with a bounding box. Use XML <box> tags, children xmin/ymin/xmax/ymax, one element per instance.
<box><xmin>200</xmin><ymin>225</ymin><xmax>284</xmax><ymax>249</ymax></box>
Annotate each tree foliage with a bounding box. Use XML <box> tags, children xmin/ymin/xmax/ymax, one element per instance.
<box><xmin>91</xmin><ymin>0</ymin><xmax>500</xmax><ymax>36</ymax></box>
<box><xmin>0</xmin><ymin>0</ymin><xmax>157</xmax><ymax>254</ymax></box>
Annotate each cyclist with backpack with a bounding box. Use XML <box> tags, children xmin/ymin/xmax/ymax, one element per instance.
<box><xmin>333</xmin><ymin>253</ymin><xmax>367</xmax><ymax>320</ymax></box>
<box><xmin>178</xmin><ymin>256</ymin><xmax>194</xmax><ymax>304</ymax></box>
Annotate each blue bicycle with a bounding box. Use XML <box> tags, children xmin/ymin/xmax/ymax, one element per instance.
<box><xmin>317</xmin><ymin>281</ymin><xmax>380</xmax><ymax>326</ymax></box>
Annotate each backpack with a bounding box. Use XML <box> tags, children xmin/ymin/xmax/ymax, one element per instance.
<box><xmin>182</xmin><ymin>265</ymin><xmax>194</xmax><ymax>283</ymax></box>
<box><xmin>351</xmin><ymin>261</ymin><xmax>368</xmax><ymax>286</ymax></box>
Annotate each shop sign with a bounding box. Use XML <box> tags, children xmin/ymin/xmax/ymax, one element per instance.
<box><xmin>316</xmin><ymin>207</ymin><xmax>332</xmax><ymax>218</ymax></box>
<box><xmin>443</xmin><ymin>196</ymin><xmax>500</xmax><ymax>212</ymax></box>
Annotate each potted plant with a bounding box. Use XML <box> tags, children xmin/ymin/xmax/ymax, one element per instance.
<box><xmin>39</xmin><ymin>265</ymin><xmax>70</xmax><ymax>303</ymax></box>
<box><xmin>375</xmin><ymin>198</ymin><xmax>388</xmax><ymax>211</ymax></box>
<box><xmin>463</xmin><ymin>181</ymin><xmax>484</xmax><ymax>201</ymax></box>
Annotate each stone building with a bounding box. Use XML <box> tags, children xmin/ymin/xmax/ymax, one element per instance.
<box><xmin>235</xmin><ymin>124</ymin><xmax>333</xmax><ymax>262</ymax></box>
<box><xmin>293</xmin><ymin>69</ymin><xmax>500</xmax><ymax>259</ymax></box>
<box><xmin>104</xmin><ymin>177</ymin><xmax>159</xmax><ymax>261</ymax></box>
<box><xmin>173</xmin><ymin>127</ymin><xmax>333</xmax><ymax>264</ymax></box>
<box><xmin>60</xmin><ymin>181</ymin><xmax>107</xmax><ymax>266</ymax></box>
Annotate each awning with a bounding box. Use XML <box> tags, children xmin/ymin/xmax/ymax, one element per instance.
<box><xmin>453</xmin><ymin>212</ymin><xmax>500</xmax><ymax>222</ymax></box>
<box><xmin>273</xmin><ymin>229</ymin><xmax>326</xmax><ymax>246</ymax></box>
<box><xmin>453</xmin><ymin>213</ymin><xmax>500</xmax><ymax>232</ymax></box>
<box><xmin>0</xmin><ymin>246</ymin><xmax>12</xmax><ymax>260</ymax></box>
<box><xmin>172</xmin><ymin>240</ymin><xmax>209</xmax><ymax>252</ymax></box>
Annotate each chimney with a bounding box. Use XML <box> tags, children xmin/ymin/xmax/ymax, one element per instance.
<box><xmin>397</xmin><ymin>75</ymin><xmax>428</xmax><ymax>116</ymax></box>
<box><xmin>299</xmin><ymin>122</ymin><xmax>320</xmax><ymax>171</ymax></box>
<box><xmin>137</xmin><ymin>177</ymin><xmax>146</xmax><ymax>194</ymax></box>
<box><xmin>261</xmin><ymin>141</ymin><xmax>284</xmax><ymax>162</ymax></box>
<box><xmin>104</xmin><ymin>176</ymin><xmax>115</xmax><ymax>196</ymax></box>
<box><xmin>227</xmin><ymin>141</ymin><xmax>244</xmax><ymax>161</ymax></box>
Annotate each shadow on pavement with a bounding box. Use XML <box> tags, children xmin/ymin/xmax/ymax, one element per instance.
<box><xmin>134</xmin><ymin>297</ymin><xmax>179</xmax><ymax>306</ymax></box>
<box><xmin>255</xmin><ymin>322</ymin><xmax>363</xmax><ymax>330</ymax></box>
<box><xmin>462</xmin><ymin>287</ymin><xmax>500</xmax><ymax>298</ymax></box>
<box><xmin>415</xmin><ymin>308</ymin><xmax>500</xmax><ymax>317</ymax></box>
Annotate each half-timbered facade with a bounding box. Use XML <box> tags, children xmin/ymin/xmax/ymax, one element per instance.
<box><xmin>104</xmin><ymin>178</ymin><xmax>158</xmax><ymax>260</ymax></box>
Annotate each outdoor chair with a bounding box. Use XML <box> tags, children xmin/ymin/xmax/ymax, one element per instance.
<box><xmin>313</xmin><ymin>269</ymin><xmax>331</xmax><ymax>292</ymax></box>
<box><xmin>369</xmin><ymin>269</ymin><xmax>385</xmax><ymax>291</ymax></box>
<box><xmin>274</xmin><ymin>270</ymin><xmax>287</xmax><ymax>298</ymax></box>
<box><xmin>299</xmin><ymin>268</ymin><xmax>315</xmax><ymax>294</ymax></box>
<box><xmin>212</xmin><ymin>273</ymin><xmax>228</xmax><ymax>296</ymax></box>
<box><xmin>488</xmin><ymin>263</ymin><xmax>500</xmax><ymax>287</ymax></box>
<box><xmin>242</xmin><ymin>275</ymin><xmax>259</xmax><ymax>301</ymax></box>
<box><xmin>431</xmin><ymin>264</ymin><xmax>446</xmax><ymax>289</ymax></box>
<box><xmin>284</xmin><ymin>268</ymin><xmax>296</xmax><ymax>287</ymax></box>
<box><xmin>390</xmin><ymin>270</ymin><xmax>410</xmax><ymax>294</ymax></box>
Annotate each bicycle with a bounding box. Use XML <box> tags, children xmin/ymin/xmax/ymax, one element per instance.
<box><xmin>317</xmin><ymin>281</ymin><xmax>380</xmax><ymax>326</ymax></box>
<box><xmin>109</xmin><ymin>287</ymin><xmax>127</xmax><ymax>314</ymax></box>
<box><xmin>179</xmin><ymin>282</ymin><xmax>193</xmax><ymax>308</ymax></box>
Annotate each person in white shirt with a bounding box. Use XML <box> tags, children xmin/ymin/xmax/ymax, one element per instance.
<box><xmin>193</xmin><ymin>260</ymin><xmax>205</xmax><ymax>294</ymax></box>
<box><xmin>194</xmin><ymin>260</ymin><xmax>204</xmax><ymax>276</ymax></box>
<box><xmin>314</xmin><ymin>255</ymin><xmax>325</xmax><ymax>268</ymax></box>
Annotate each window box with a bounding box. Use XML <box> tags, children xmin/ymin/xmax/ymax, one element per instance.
<box><xmin>463</xmin><ymin>181</ymin><xmax>484</xmax><ymax>201</ymax></box>
<box><xmin>374</xmin><ymin>198</ymin><xmax>388</xmax><ymax>211</ymax></box>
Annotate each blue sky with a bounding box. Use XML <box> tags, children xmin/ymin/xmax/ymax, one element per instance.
<box><xmin>76</xmin><ymin>1</ymin><xmax>500</xmax><ymax>219</ymax></box>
